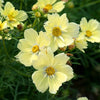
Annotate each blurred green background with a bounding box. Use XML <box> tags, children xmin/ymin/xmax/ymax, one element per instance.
<box><xmin>0</xmin><ymin>0</ymin><xmax>100</xmax><ymax>100</ymax></box>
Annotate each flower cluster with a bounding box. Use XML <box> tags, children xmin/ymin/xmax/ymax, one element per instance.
<box><xmin>0</xmin><ymin>0</ymin><xmax>100</xmax><ymax>96</ymax></box>
<box><xmin>15</xmin><ymin>12</ymin><xmax>100</xmax><ymax>93</ymax></box>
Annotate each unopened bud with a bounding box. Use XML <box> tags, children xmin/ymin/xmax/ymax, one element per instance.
<box><xmin>61</xmin><ymin>0</ymin><xmax>68</xmax><ymax>3</ymax></box>
<box><xmin>32</xmin><ymin>4</ymin><xmax>38</xmax><ymax>11</ymax></box>
<box><xmin>67</xmin><ymin>1</ymin><xmax>74</xmax><ymax>8</ymax></box>
<box><xmin>35</xmin><ymin>12</ymin><xmax>41</xmax><ymax>17</ymax></box>
<box><xmin>67</xmin><ymin>60</ymin><xmax>72</xmax><ymax>66</ymax></box>
<box><xmin>68</xmin><ymin>44</ymin><xmax>75</xmax><ymax>50</ymax></box>
<box><xmin>66</xmin><ymin>53</ymin><xmax>73</xmax><ymax>56</ymax></box>
<box><xmin>43</xmin><ymin>8</ymin><xmax>48</xmax><ymax>13</ymax></box>
<box><xmin>59</xmin><ymin>46</ymin><xmax>67</xmax><ymax>51</ymax></box>
<box><xmin>17</xmin><ymin>24</ymin><xmax>23</xmax><ymax>31</ymax></box>
<box><xmin>3</xmin><ymin>29</ymin><xmax>9</xmax><ymax>33</ymax></box>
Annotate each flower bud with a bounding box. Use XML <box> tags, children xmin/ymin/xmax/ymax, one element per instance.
<box><xmin>61</xmin><ymin>0</ymin><xmax>68</xmax><ymax>3</ymax></box>
<box><xmin>59</xmin><ymin>46</ymin><xmax>67</xmax><ymax>51</ymax></box>
<box><xmin>67</xmin><ymin>60</ymin><xmax>72</xmax><ymax>66</ymax></box>
<box><xmin>35</xmin><ymin>12</ymin><xmax>41</xmax><ymax>17</ymax></box>
<box><xmin>32</xmin><ymin>4</ymin><xmax>38</xmax><ymax>11</ymax></box>
<box><xmin>67</xmin><ymin>1</ymin><xmax>74</xmax><ymax>8</ymax></box>
<box><xmin>17</xmin><ymin>24</ymin><xmax>23</xmax><ymax>31</ymax></box>
<box><xmin>66</xmin><ymin>53</ymin><xmax>73</xmax><ymax>57</ymax></box>
<box><xmin>68</xmin><ymin>44</ymin><xmax>75</xmax><ymax>50</ymax></box>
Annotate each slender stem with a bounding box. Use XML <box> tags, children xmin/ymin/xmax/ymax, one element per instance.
<box><xmin>32</xmin><ymin>18</ymin><xmax>37</xmax><ymax>28</ymax></box>
<box><xmin>20</xmin><ymin>0</ymin><xmax>23</xmax><ymax>10</ymax></box>
<box><xmin>2</xmin><ymin>37</ymin><xmax>11</xmax><ymax>59</ymax></box>
<box><xmin>46</xmin><ymin>91</ymin><xmax>49</xmax><ymax>100</ymax></box>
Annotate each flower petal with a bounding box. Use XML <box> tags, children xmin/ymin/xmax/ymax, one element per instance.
<box><xmin>88</xmin><ymin>19</ymin><xmax>99</xmax><ymax>31</ymax></box>
<box><xmin>37</xmin><ymin>31</ymin><xmax>50</xmax><ymax>47</ymax></box>
<box><xmin>16</xmin><ymin>10</ymin><xmax>28</xmax><ymax>21</ymax></box>
<box><xmin>55</xmin><ymin>65</ymin><xmax>74</xmax><ymax>81</ymax></box>
<box><xmin>54</xmin><ymin>53</ymin><xmax>69</xmax><ymax>66</ymax></box>
<box><xmin>67</xmin><ymin>22</ymin><xmax>79</xmax><ymax>38</ymax></box>
<box><xmin>16</xmin><ymin>52</ymin><xmax>35</xmax><ymax>66</ymax></box>
<box><xmin>75</xmin><ymin>38</ymin><xmax>88</xmax><ymax>52</ymax></box>
<box><xmin>4</xmin><ymin>2</ymin><xmax>15</xmax><ymax>15</ymax></box>
<box><xmin>33</xmin><ymin>47</ymin><xmax>54</xmax><ymax>69</ymax></box>
<box><xmin>90</xmin><ymin>30</ymin><xmax>100</xmax><ymax>43</ymax></box>
<box><xmin>24</xmin><ymin>28</ymin><xmax>38</xmax><ymax>44</ymax></box>
<box><xmin>48</xmin><ymin>72</ymin><xmax>67</xmax><ymax>94</ymax></box>
<box><xmin>49</xmin><ymin>37</ymin><xmax>58</xmax><ymax>52</ymax></box>
<box><xmin>17</xmin><ymin>39</ymin><xmax>32</xmax><ymax>52</ymax></box>
<box><xmin>62</xmin><ymin>34</ymin><xmax>74</xmax><ymax>46</ymax></box>
<box><xmin>80</xmin><ymin>17</ymin><xmax>88</xmax><ymax>31</ymax></box>
<box><xmin>53</xmin><ymin>1</ymin><xmax>65</xmax><ymax>12</ymax></box>
<box><xmin>32</xmin><ymin>71</ymin><xmax>48</xmax><ymax>93</ymax></box>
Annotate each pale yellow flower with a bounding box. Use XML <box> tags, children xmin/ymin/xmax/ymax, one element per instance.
<box><xmin>35</xmin><ymin>0</ymin><xmax>65</xmax><ymax>13</ymax></box>
<box><xmin>0</xmin><ymin>20</ymin><xmax>7</xmax><ymax>31</ymax></box>
<box><xmin>0</xmin><ymin>0</ymin><xmax>4</xmax><ymax>7</ymax></box>
<box><xmin>77</xmin><ymin>97</ymin><xmax>88</xmax><ymax>100</ymax></box>
<box><xmin>32</xmin><ymin>48</ymin><xmax>74</xmax><ymax>94</ymax></box>
<box><xmin>44</xmin><ymin>13</ymin><xmax>79</xmax><ymax>51</ymax></box>
<box><xmin>16</xmin><ymin>28</ymin><xmax>50</xmax><ymax>66</ymax></box>
<box><xmin>79</xmin><ymin>17</ymin><xmax>100</xmax><ymax>43</ymax></box>
<box><xmin>0</xmin><ymin>2</ymin><xmax>28</xmax><ymax>29</ymax></box>
<box><xmin>75</xmin><ymin>37</ymin><xmax>88</xmax><ymax>52</ymax></box>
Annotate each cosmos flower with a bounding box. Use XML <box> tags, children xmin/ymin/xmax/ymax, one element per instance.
<box><xmin>79</xmin><ymin>17</ymin><xmax>100</xmax><ymax>43</ymax></box>
<box><xmin>16</xmin><ymin>28</ymin><xmax>50</xmax><ymax>66</ymax></box>
<box><xmin>0</xmin><ymin>2</ymin><xmax>28</xmax><ymax>29</ymax></box>
<box><xmin>32</xmin><ymin>47</ymin><xmax>74</xmax><ymax>94</ymax></box>
<box><xmin>44</xmin><ymin>13</ymin><xmax>79</xmax><ymax>51</ymax></box>
<box><xmin>33</xmin><ymin>0</ymin><xmax>65</xmax><ymax>13</ymax></box>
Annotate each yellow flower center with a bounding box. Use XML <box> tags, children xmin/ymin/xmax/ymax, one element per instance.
<box><xmin>52</xmin><ymin>27</ymin><xmax>62</xmax><ymax>37</ymax></box>
<box><xmin>86</xmin><ymin>30</ymin><xmax>92</xmax><ymax>37</ymax></box>
<box><xmin>32</xmin><ymin>45</ymin><xmax>39</xmax><ymax>53</ymax></box>
<box><xmin>45</xmin><ymin>66</ymin><xmax>55</xmax><ymax>76</ymax></box>
<box><xmin>43</xmin><ymin>4</ymin><xmax>52</xmax><ymax>13</ymax></box>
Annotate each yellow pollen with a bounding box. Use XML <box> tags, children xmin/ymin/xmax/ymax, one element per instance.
<box><xmin>45</xmin><ymin>67</ymin><xmax>55</xmax><ymax>76</ymax></box>
<box><xmin>52</xmin><ymin>27</ymin><xmax>62</xmax><ymax>37</ymax></box>
<box><xmin>86</xmin><ymin>30</ymin><xmax>92</xmax><ymax>37</ymax></box>
<box><xmin>32</xmin><ymin>45</ymin><xmax>39</xmax><ymax>53</ymax></box>
<box><xmin>43</xmin><ymin>4</ymin><xmax>52</xmax><ymax>13</ymax></box>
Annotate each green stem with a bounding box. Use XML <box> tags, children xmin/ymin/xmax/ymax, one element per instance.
<box><xmin>20</xmin><ymin>0</ymin><xmax>23</xmax><ymax>10</ymax></box>
<box><xmin>46</xmin><ymin>91</ymin><xmax>49</xmax><ymax>100</ymax></box>
<box><xmin>2</xmin><ymin>37</ymin><xmax>11</xmax><ymax>59</ymax></box>
<box><xmin>32</xmin><ymin>18</ymin><xmax>38</xmax><ymax>28</ymax></box>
